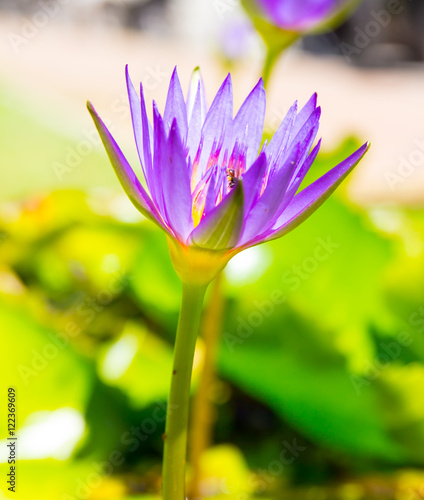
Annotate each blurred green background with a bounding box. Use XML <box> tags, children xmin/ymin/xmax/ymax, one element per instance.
<box><xmin>2</xmin><ymin>1</ymin><xmax>424</xmax><ymax>499</ymax></box>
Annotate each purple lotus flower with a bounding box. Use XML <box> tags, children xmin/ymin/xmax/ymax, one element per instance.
<box><xmin>254</xmin><ymin>0</ymin><xmax>348</xmax><ymax>31</ymax></box>
<box><xmin>87</xmin><ymin>67</ymin><xmax>368</xmax><ymax>284</ymax></box>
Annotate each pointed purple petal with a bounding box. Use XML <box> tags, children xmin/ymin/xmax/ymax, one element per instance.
<box><xmin>289</xmin><ymin>106</ymin><xmax>321</xmax><ymax>161</ymax></box>
<box><xmin>140</xmin><ymin>82</ymin><xmax>158</xmax><ymax>201</ymax></box>
<box><xmin>163</xmin><ymin>67</ymin><xmax>188</xmax><ymax>140</ymax></box>
<box><xmin>291</xmin><ymin>93</ymin><xmax>318</xmax><ymax>139</ymax></box>
<box><xmin>265</xmin><ymin>101</ymin><xmax>297</xmax><ymax>164</ymax></box>
<box><xmin>239</xmin><ymin>145</ymin><xmax>300</xmax><ymax>246</ymax></box>
<box><xmin>263</xmin><ymin>142</ymin><xmax>370</xmax><ymax>242</ymax></box>
<box><xmin>161</xmin><ymin>119</ymin><xmax>194</xmax><ymax>241</ymax></box>
<box><xmin>126</xmin><ymin>67</ymin><xmax>144</xmax><ymax>166</ymax></box>
<box><xmin>257</xmin><ymin>139</ymin><xmax>322</xmax><ymax>236</ymax></box>
<box><xmin>187</xmin><ymin>80</ymin><xmax>206</xmax><ymax>166</ymax></box>
<box><xmin>268</xmin><ymin>107</ymin><xmax>320</xmax><ymax>186</ymax></box>
<box><xmin>186</xmin><ymin>67</ymin><xmax>207</xmax><ymax>125</ymax></box>
<box><xmin>288</xmin><ymin>121</ymin><xmax>321</xmax><ymax>184</ymax></box>
<box><xmin>195</xmin><ymin>74</ymin><xmax>233</xmax><ymax>183</ymax></box>
<box><xmin>287</xmin><ymin>139</ymin><xmax>322</xmax><ymax>195</ymax></box>
<box><xmin>152</xmin><ymin>102</ymin><xmax>168</xmax><ymax>218</ymax></box>
<box><xmin>233</xmin><ymin>79</ymin><xmax>266</xmax><ymax>167</ymax></box>
<box><xmin>87</xmin><ymin>101</ymin><xmax>166</xmax><ymax>231</ymax></box>
<box><xmin>189</xmin><ymin>181</ymin><xmax>244</xmax><ymax>250</ymax></box>
<box><xmin>241</xmin><ymin>152</ymin><xmax>268</xmax><ymax>214</ymax></box>
<box><xmin>125</xmin><ymin>67</ymin><xmax>155</xmax><ymax>193</ymax></box>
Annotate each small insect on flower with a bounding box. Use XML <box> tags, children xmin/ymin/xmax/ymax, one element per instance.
<box><xmin>87</xmin><ymin>66</ymin><xmax>369</xmax><ymax>285</ymax></box>
<box><xmin>227</xmin><ymin>168</ymin><xmax>237</xmax><ymax>189</ymax></box>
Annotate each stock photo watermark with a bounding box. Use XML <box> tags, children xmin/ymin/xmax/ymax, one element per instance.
<box><xmin>5</xmin><ymin>387</ymin><xmax>17</xmax><ymax>493</ymax></box>
<box><xmin>384</xmin><ymin>138</ymin><xmax>424</xmax><ymax>191</ymax></box>
<box><xmin>7</xmin><ymin>0</ymin><xmax>70</xmax><ymax>53</ymax></box>
<box><xmin>349</xmin><ymin>302</ymin><xmax>424</xmax><ymax>394</ymax></box>
<box><xmin>223</xmin><ymin>236</ymin><xmax>340</xmax><ymax>353</ymax></box>
<box><xmin>61</xmin><ymin>400</ymin><xmax>178</xmax><ymax>500</ymax></box>
<box><xmin>350</xmin><ymin>331</ymin><xmax>413</xmax><ymax>395</ymax></box>
<box><xmin>213</xmin><ymin>0</ymin><xmax>240</xmax><ymax>19</ymax></box>
<box><xmin>17</xmin><ymin>269</ymin><xmax>129</xmax><ymax>385</ymax></box>
<box><xmin>350</xmin><ymin>305</ymin><xmax>424</xmax><ymax>394</ymax></box>
<box><xmin>52</xmin><ymin>65</ymin><xmax>169</xmax><ymax>181</ymax></box>
<box><xmin>219</xmin><ymin>438</ymin><xmax>307</xmax><ymax>499</ymax></box>
<box><xmin>339</xmin><ymin>0</ymin><xmax>412</xmax><ymax>63</ymax></box>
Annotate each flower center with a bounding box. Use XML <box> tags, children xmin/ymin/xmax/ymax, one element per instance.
<box><xmin>226</xmin><ymin>168</ymin><xmax>237</xmax><ymax>188</ymax></box>
<box><xmin>191</xmin><ymin>140</ymin><xmax>246</xmax><ymax>228</ymax></box>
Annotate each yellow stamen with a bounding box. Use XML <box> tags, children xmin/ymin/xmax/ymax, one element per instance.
<box><xmin>192</xmin><ymin>191</ymin><xmax>206</xmax><ymax>227</ymax></box>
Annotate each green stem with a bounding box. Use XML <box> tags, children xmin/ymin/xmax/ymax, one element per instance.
<box><xmin>190</xmin><ymin>274</ymin><xmax>224</xmax><ymax>498</ymax></box>
<box><xmin>261</xmin><ymin>33</ymin><xmax>299</xmax><ymax>89</ymax></box>
<box><xmin>262</xmin><ymin>47</ymin><xmax>279</xmax><ymax>89</ymax></box>
<box><xmin>162</xmin><ymin>281</ymin><xmax>208</xmax><ymax>500</ymax></box>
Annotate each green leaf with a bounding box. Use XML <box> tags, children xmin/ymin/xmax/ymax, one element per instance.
<box><xmin>219</xmin><ymin>140</ymin><xmax>420</xmax><ymax>464</ymax></box>
<box><xmin>0</xmin><ymin>301</ymin><xmax>92</xmax><ymax>430</ymax></box>
<box><xmin>97</xmin><ymin>321</ymin><xmax>173</xmax><ymax>408</ymax></box>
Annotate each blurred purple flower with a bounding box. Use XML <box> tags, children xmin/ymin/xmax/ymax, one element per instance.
<box><xmin>254</xmin><ymin>0</ymin><xmax>346</xmax><ymax>31</ymax></box>
<box><xmin>220</xmin><ymin>19</ymin><xmax>256</xmax><ymax>62</ymax></box>
<box><xmin>87</xmin><ymin>67</ymin><xmax>368</xmax><ymax>280</ymax></box>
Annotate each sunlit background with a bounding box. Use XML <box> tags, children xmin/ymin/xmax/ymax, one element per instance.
<box><xmin>1</xmin><ymin>0</ymin><xmax>424</xmax><ymax>499</ymax></box>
